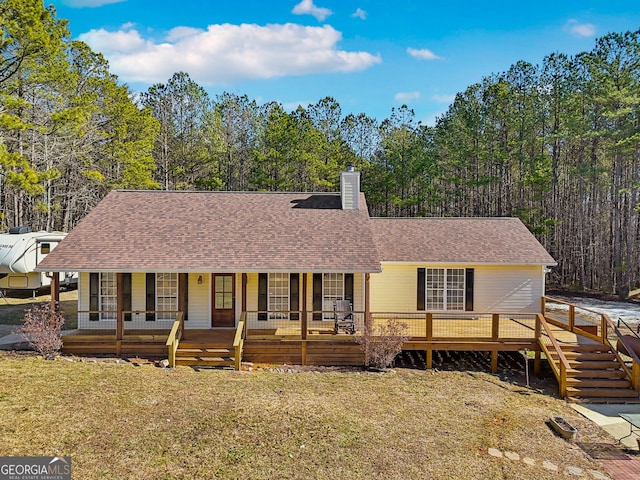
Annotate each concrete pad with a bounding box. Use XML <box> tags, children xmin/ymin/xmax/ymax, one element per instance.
<box><xmin>0</xmin><ymin>332</ymin><xmax>30</xmax><ymax>350</ymax></box>
<box><xmin>572</xmin><ymin>403</ymin><xmax>640</xmax><ymax>451</ymax></box>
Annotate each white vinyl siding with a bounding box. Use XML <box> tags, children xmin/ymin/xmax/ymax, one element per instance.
<box><xmin>370</xmin><ymin>263</ymin><xmax>545</xmax><ymax>314</ymax></box>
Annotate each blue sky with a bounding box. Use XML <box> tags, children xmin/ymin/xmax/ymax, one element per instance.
<box><xmin>51</xmin><ymin>0</ymin><xmax>640</xmax><ymax>125</ymax></box>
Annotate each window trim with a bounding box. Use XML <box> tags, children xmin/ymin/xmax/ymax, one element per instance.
<box><xmin>156</xmin><ymin>272</ymin><xmax>178</xmax><ymax>321</ymax></box>
<box><xmin>419</xmin><ymin>267</ymin><xmax>467</xmax><ymax>311</ymax></box>
<box><xmin>268</xmin><ymin>272</ymin><xmax>290</xmax><ymax>320</ymax></box>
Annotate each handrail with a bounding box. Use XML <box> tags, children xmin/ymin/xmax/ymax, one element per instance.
<box><xmin>536</xmin><ymin>314</ymin><xmax>572</xmax><ymax>397</ymax></box>
<box><xmin>233</xmin><ymin>312</ymin><xmax>247</xmax><ymax>371</ymax></box>
<box><xmin>543</xmin><ymin>296</ymin><xmax>640</xmax><ymax>394</ymax></box>
<box><xmin>165</xmin><ymin>312</ymin><xmax>184</xmax><ymax>368</ymax></box>
<box><xmin>602</xmin><ymin>314</ymin><xmax>640</xmax><ymax>391</ymax></box>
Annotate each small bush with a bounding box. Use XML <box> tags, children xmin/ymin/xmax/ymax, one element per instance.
<box><xmin>18</xmin><ymin>303</ymin><xmax>65</xmax><ymax>359</ymax></box>
<box><xmin>355</xmin><ymin>319</ymin><xmax>409</xmax><ymax>369</ymax></box>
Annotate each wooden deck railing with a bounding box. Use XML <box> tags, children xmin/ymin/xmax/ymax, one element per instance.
<box><xmin>536</xmin><ymin>313</ymin><xmax>572</xmax><ymax>396</ymax></box>
<box><xmin>603</xmin><ymin>315</ymin><xmax>640</xmax><ymax>391</ymax></box>
<box><xmin>233</xmin><ymin>312</ymin><xmax>247</xmax><ymax>370</ymax></box>
<box><xmin>165</xmin><ymin>312</ymin><xmax>185</xmax><ymax>368</ymax></box>
<box><xmin>543</xmin><ymin>296</ymin><xmax>640</xmax><ymax>393</ymax></box>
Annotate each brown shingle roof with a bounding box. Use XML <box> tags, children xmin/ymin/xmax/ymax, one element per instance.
<box><xmin>371</xmin><ymin>217</ymin><xmax>556</xmax><ymax>265</ymax></box>
<box><xmin>37</xmin><ymin>190</ymin><xmax>382</xmax><ymax>273</ymax></box>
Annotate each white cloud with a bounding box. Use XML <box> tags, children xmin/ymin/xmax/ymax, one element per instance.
<box><xmin>431</xmin><ymin>93</ymin><xmax>455</xmax><ymax>103</ymax></box>
<box><xmin>407</xmin><ymin>47</ymin><xmax>443</xmax><ymax>60</ymax></box>
<box><xmin>282</xmin><ymin>100</ymin><xmax>312</xmax><ymax>112</ymax></box>
<box><xmin>78</xmin><ymin>23</ymin><xmax>381</xmax><ymax>85</ymax></box>
<box><xmin>565</xmin><ymin>19</ymin><xmax>596</xmax><ymax>37</ymax></box>
<box><xmin>394</xmin><ymin>92</ymin><xmax>421</xmax><ymax>102</ymax></box>
<box><xmin>292</xmin><ymin>0</ymin><xmax>332</xmax><ymax>22</ymax></box>
<box><xmin>62</xmin><ymin>0</ymin><xmax>125</xmax><ymax>7</ymax></box>
<box><xmin>352</xmin><ymin>8</ymin><xmax>367</xmax><ymax>20</ymax></box>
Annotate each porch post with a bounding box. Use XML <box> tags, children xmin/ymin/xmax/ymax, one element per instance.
<box><xmin>364</xmin><ymin>273</ymin><xmax>371</xmax><ymax>330</ymax></box>
<box><xmin>116</xmin><ymin>273</ymin><xmax>124</xmax><ymax>355</ymax></box>
<box><xmin>50</xmin><ymin>273</ymin><xmax>60</xmax><ymax>311</ymax></box>
<box><xmin>242</xmin><ymin>273</ymin><xmax>247</xmax><ymax>312</ymax></box>
<box><xmin>301</xmin><ymin>273</ymin><xmax>308</xmax><ymax>340</ymax></box>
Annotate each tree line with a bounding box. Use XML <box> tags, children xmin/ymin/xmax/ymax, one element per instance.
<box><xmin>1</xmin><ymin>1</ymin><xmax>639</xmax><ymax>296</ymax></box>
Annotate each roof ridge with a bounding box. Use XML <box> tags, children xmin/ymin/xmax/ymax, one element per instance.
<box><xmin>114</xmin><ymin>189</ymin><xmax>341</xmax><ymax>195</ymax></box>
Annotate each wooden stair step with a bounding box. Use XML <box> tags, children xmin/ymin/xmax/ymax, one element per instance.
<box><xmin>176</xmin><ymin>348</ymin><xmax>231</xmax><ymax>356</ymax></box>
<box><xmin>566</xmin><ymin>378</ymin><xmax>632</xmax><ymax>388</ymax></box>
<box><xmin>550</xmin><ymin>352</ymin><xmax>616</xmax><ymax>361</ymax></box>
<box><xmin>567</xmin><ymin>360</ymin><xmax>622</xmax><ymax>369</ymax></box>
<box><xmin>565</xmin><ymin>387</ymin><xmax>639</xmax><ymax>398</ymax></box>
<box><xmin>179</xmin><ymin>343</ymin><xmax>233</xmax><ymax>349</ymax></box>
<box><xmin>175</xmin><ymin>356</ymin><xmax>235</xmax><ymax>367</ymax></box>
<box><xmin>567</xmin><ymin>369</ymin><xmax>628</xmax><ymax>378</ymax></box>
<box><xmin>559</xmin><ymin>344</ymin><xmax>612</xmax><ymax>352</ymax></box>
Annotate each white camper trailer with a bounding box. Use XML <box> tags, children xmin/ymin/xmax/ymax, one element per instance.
<box><xmin>0</xmin><ymin>226</ymin><xmax>77</xmax><ymax>292</ymax></box>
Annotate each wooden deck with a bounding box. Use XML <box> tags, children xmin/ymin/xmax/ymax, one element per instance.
<box><xmin>58</xmin><ymin>302</ymin><xmax>640</xmax><ymax>402</ymax></box>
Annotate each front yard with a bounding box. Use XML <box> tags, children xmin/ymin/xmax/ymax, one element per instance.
<box><xmin>0</xmin><ymin>352</ymin><xmax>614</xmax><ymax>479</ymax></box>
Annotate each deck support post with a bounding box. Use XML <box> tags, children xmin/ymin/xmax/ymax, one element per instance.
<box><xmin>490</xmin><ymin>350</ymin><xmax>498</xmax><ymax>373</ymax></box>
<box><xmin>116</xmin><ymin>273</ymin><xmax>124</xmax><ymax>356</ymax></box>
<box><xmin>301</xmin><ymin>340</ymin><xmax>307</xmax><ymax>365</ymax></box>
<box><xmin>534</xmin><ymin>315</ymin><xmax>542</xmax><ymax>376</ymax></box>
<box><xmin>425</xmin><ymin>312</ymin><xmax>433</xmax><ymax>369</ymax></box>
<box><xmin>301</xmin><ymin>273</ymin><xmax>308</xmax><ymax>364</ymax></box>
<box><xmin>50</xmin><ymin>273</ymin><xmax>60</xmax><ymax>311</ymax></box>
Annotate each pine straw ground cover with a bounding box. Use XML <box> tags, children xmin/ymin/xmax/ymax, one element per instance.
<box><xmin>0</xmin><ymin>353</ymin><xmax>614</xmax><ymax>480</ymax></box>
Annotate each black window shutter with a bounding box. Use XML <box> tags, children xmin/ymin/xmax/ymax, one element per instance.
<box><xmin>178</xmin><ymin>273</ymin><xmax>188</xmax><ymax>321</ymax></box>
<box><xmin>290</xmin><ymin>273</ymin><xmax>299</xmax><ymax>320</ymax></box>
<box><xmin>312</xmin><ymin>273</ymin><xmax>322</xmax><ymax>320</ymax></box>
<box><xmin>417</xmin><ymin>268</ymin><xmax>426</xmax><ymax>311</ymax></box>
<box><xmin>89</xmin><ymin>273</ymin><xmax>99</xmax><ymax>321</ymax></box>
<box><xmin>123</xmin><ymin>273</ymin><xmax>132</xmax><ymax>321</ymax></box>
<box><xmin>258</xmin><ymin>273</ymin><xmax>267</xmax><ymax>321</ymax></box>
<box><xmin>345</xmin><ymin>273</ymin><xmax>354</xmax><ymax>303</ymax></box>
<box><xmin>146</xmin><ymin>273</ymin><xmax>155</xmax><ymax>321</ymax></box>
<box><xmin>465</xmin><ymin>268</ymin><xmax>474</xmax><ymax>311</ymax></box>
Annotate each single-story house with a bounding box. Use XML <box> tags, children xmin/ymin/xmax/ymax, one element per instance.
<box><xmin>36</xmin><ymin>169</ymin><xmax>557</xmax><ymax>364</ymax></box>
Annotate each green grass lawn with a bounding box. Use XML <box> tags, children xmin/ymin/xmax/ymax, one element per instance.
<box><xmin>0</xmin><ymin>353</ymin><xmax>613</xmax><ymax>479</ymax></box>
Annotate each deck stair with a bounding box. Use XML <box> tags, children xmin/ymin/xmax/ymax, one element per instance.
<box><xmin>547</xmin><ymin>343</ymin><xmax>639</xmax><ymax>402</ymax></box>
<box><xmin>175</xmin><ymin>340</ymin><xmax>235</xmax><ymax>368</ymax></box>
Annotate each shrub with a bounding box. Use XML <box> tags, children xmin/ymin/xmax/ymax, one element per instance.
<box><xmin>18</xmin><ymin>303</ymin><xmax>65</xmax><ymax>359</ymax></box>
<box><xmin>355</xmin><ymin>318</ymin><xmax>409</xmax><ymax>370</ymax></box>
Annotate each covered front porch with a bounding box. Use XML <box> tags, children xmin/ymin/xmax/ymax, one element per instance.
<box><xmin>60</xmin><ymin>296</ymin><xmax>640</xmax><ymax>402</ymax></box>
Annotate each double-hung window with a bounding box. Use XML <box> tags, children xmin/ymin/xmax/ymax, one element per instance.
<box><xmin>268</xmin><ymin>273</ymin><xmax>289</xmax><ymax>319</ymax></box>
<box><xmin>156</xmin><ymin>273</ymin><xmax>178</xmax><ymax>321</ymax></box>
<box><xmin>323</xmin><ymin>273</ymin><xmax>344</xmax><ymax>319</ymax></box>
<box><xmin>99</xmin><ymin>272</ymin><xmax>117</xmax><ymax>320</ymax></box>
<box><xmin>425</xmin><ymin>268</ymin><xmax>465</xmax><ymax>311</ymax></box>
